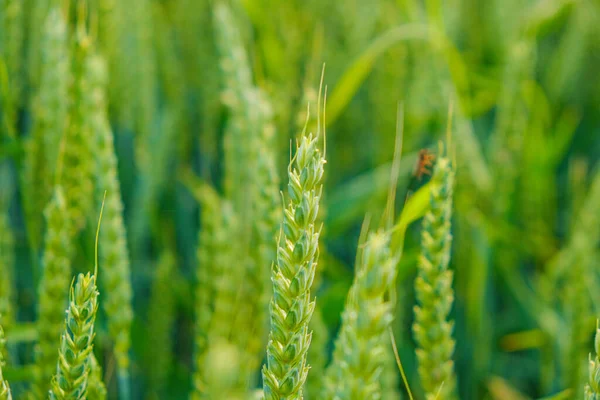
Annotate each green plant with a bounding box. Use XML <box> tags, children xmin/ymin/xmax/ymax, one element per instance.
<box><xmin>202</xmin><ymin>339</ymin><xmax>245</xmax><ymax>400</ymax></box>
<box><xmin>91</xmin><ymin>50</ymin><xmax>133</xmax><ymax>396</ymax></box>
<box><xmin>145</xmin><ymin>251</ymin><xmax>177</xmax><ymax>397</ymax></box>
<box><xmin>322</xmin><ymin>230</ymin><xmax>399</xmax><ymax>399</ymax></box>
<box><xmin>304</xmin><ymin>306</ymin><xmax>328</xmax><ymax>399</ymax></box>
<box><xmin>412</xmin><ymin>144</ymin><xmax>458</xmax><ymax>400</ymax></box>
<box><xmin>0</xmin><ymin>0</ymin><xmax>23</xmax><ymax>137</ymax></box>
<box><xmin>37</xmin><ymin>6</ymin><xmax>69</xmax><ymax>184</ymax></box>
<box><xmin>190</xmin><ymin>183</ymin><xmax>240</xmax><ymax>399</ymax></box>
<box><xmin>190</xmin><ymin>183</ymin><xmax>221</xmax><ymax>400</ymax></box>
<box><xmin>22</xmin><ymin>6</ymin><xmax>69</xmax><ymax>257</ymax></box>
<box><xmin>0</xmin><ymin>325</ymin><xmax>12</xmax><ymax>400</ymax></box>
<box><xmin>49</xmin><ymin>272</ymin><xmax>99</xmax><ymax>400</ymax></box>
<box><xmin>87</xmin><ymin>354</ymin><xmax>107</xmax><ymax>400</ymax></box>
<box><xmin>566</xmin><ymin>254</ymin><xmax>589</xmax><ymax>398</ymax></box>
<box><xmin>212</xmin><ymin>1</ymin><xmax>255</xmax><ymax>206</ymax></box>
<box><xmin>94</xmin><ymin>0</ymin><xmax>128</xmax><ymax>126</ymax></box>
<box><xmin>130</xmin><ymin>0</ymin><xmax>157</xmax><ymax>172</ymax></box>
<box><xmin>208</xmin><ymin>2</ymin><xmax>282</xmax><ymax>390</ymax></box>
<box><xmin>57</xmin><ymin>20</ymin><xmax>95</xmax><ymax>233</ymax></box>
<box><xmin>262</xmin><ymin>124</ymin><xmax>326</xmax><ymax>399</ymax></box>
<box><xmin>0</xmin><ymin>200</ymin><xmax>13</xmax><ymax>337</ymax></box>
<box><xmin>3</xmin><ymin>1</ymin><xmax>600</xmax><ymax>399</ymax></box>
<box><xmin>239</xmin><ymin>92</ymin><xmax>281</xmax><ymax>382</ymax></box>
<box><xmin>34</xmin><ymin>187</ymin><xmax>73</xmax><ymax>398</ymax></box>
<box><xmin>585</xmin><ymin>320</ymin><xmax>600</xmax><ymax>399</ymax></box>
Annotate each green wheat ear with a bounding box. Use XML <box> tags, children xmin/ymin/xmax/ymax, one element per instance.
<box><xmin>191</xmin><ymin>183</ymin><xmax>222</xmax><ymax>399</ymax></box>
<box><xmin>34</xmin><ymin>187</ymin><xmax>73</xmax><ymax>398</ymax></box>
<box><xmin>22</xmin><ymin>6</ymin><xmax>70</xmax><ymax>258</ymax></box>
<box><xmin>146</xmin><ymin>251</ymin><xmax>177</xmax><ymax>397</ymax></box>
<box><xmin>322</xmin><ymin>230</ymin><xmax>399</xmax><ymax>399</ymax></box>
<box><xmin>0</xmin><ymin>325</ymin><xmax>12</xmax><ymax>400</ymax></box>
<box><xmin>262</xmin><ymin>111</ymin><xmax>326</xmax><ymax>400</ymax></box>
<box><xmin>412</xmin><ymin>142</ymin><xmax>458</xmax><ymax>400</ymax></box>
<box><xmin>0</xmin><ymin>205</ymin><xmax>14</xmax><ymax>341</ymax></box>
<box><xmin>49</xmin><ymin>272</ymin><xmax>99</xmax><ymax>400</ymax></box>
<box><xmin>212</xmin><ymin>2</ymin><xmax>282</xmax><ymax>386</ymax></box>
<box><xmin>58</xmin><ymin>15</ymin><xmax>96</xmax><ymax>233</ymax></box>
<box><xmin>49</xmin><ymin>183</ymin><xmax>105</xmax><ymax>400</ymax></box>
<box><xmin>0</xmin><ymin>0</ymin><xmax>24</xmax><ymax>137</ymax></box>
<box><xmin>91</xmin><ymin>49</ymin><xmax>133</xmax><ymax>393</ymax></box>
<box><xmin>585</xmin><ymin>320</ymin><xmax>600</xmax><ymax>399</ymax></box>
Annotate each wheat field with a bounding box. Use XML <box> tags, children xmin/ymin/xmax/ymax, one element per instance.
<box><xmin>1</xmin><ymin>0</ymin><xmax>600</xmax><ymax>399</ymax></box>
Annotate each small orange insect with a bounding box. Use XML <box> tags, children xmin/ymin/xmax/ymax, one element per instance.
<box><xmin>413</xmin><ymin>149</ymin><xmax>436</xmax><ymax>180</ymax></box>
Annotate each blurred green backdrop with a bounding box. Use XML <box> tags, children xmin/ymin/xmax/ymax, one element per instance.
<box><xmin>1</xmin><ymin>0</ymin><xmax>600</xmax><ymax>399</ymax></box>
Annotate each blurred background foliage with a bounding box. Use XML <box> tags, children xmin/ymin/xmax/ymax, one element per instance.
<box><xmin>1</xmin><ymin>0</ymin><xmax>600</xmax><ymax>398</ymax></box>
